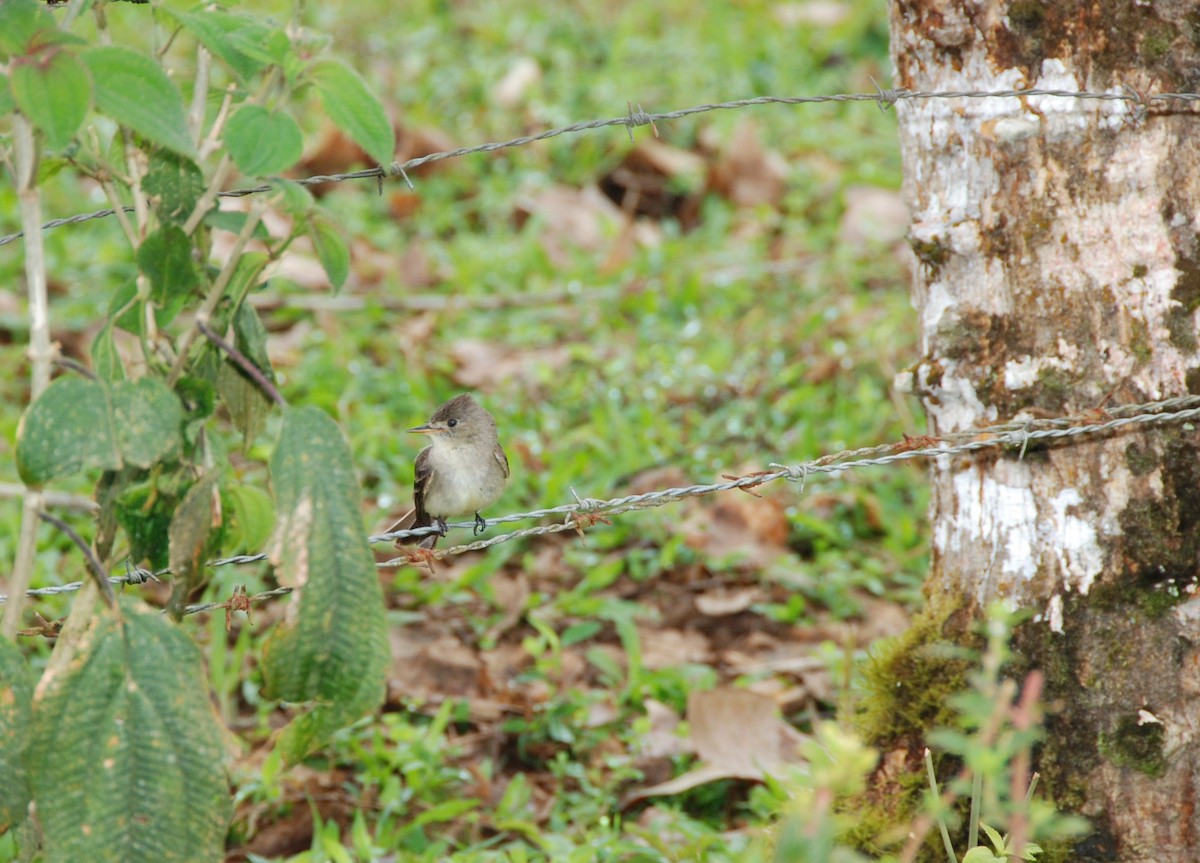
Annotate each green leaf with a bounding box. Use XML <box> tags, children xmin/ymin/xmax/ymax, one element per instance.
<box><xmin>962</xmin><ymin>848</ymin><xmax>1006</xmax><ymax>863</ymax></box>
<box><xmin>83</xmin><ymin>46</ymin><xmax>195</xmax><ymax>157</ymax></box>
<box><xmin>308</xmin><ymin>58</ymin><xmax>394</xmax><ymax>167</ymax></box>
<box><xmin>115</xmin><ymin>481</ymin><xmax>176</xmax><ymax>571</ymax></box>
<box><xmin>112</xmin><ymin>378</ymin><xmax>185</xmax><ymax>468</ymax></box>
<box><xmin>263</xmin><ymin>407</ymin><xmax>388</xmax><ymax>762</ymax></box>
<box><xmin>138</xmin><ymin>225</ymin><xmax>198</xmax><ymax>303</ymax></box>
<box><xmin>91</xmin><ymin>323</ymin><xmax>126</xmax><ymax>382</ymax></box>
<box><xmin>217</xmin><ymin>357</ymin><xmax>273</xmax><ymax>445</ymax></box>
<box><xmin>107</xmin><ymin>281</ymin><xmax>140</xmax><ymax>333</ymax></box>
<box><xmin>166</xmin><ymin>7</ymin><xmax>272</xmax><ymax>83</ymax></box>
<box><xmin>232</xmin><ymin>302</ymin><xmax>275</xmax><ymax>381</ymax></box>
<box><xmin>144</xmin><ymin>150</ymin><xmax>205</xmax><ymax>224</ymax></box>
<box><xmin>0</xmin><ymin>638</ymin><xmax>33</xmax><ymax>833</ymax></box>
<box><xmin>168</xmin><ymin>477</ymin><xmax>218</xmax><ymax>614</ymax></box>
<box><xmin>16</xmin><ymin>377</ymin><xmax>182</xmax><ymax>486</ymax></box>
<box><xmin>225</xmin><ymin>484</ymin><xmax>274</xmax><ymax>553</ymax></box>
<box><xmin>275</xmin><ymin>177</ymin><xmax>314</xmax><ymax>218</ymax></box>
<box><xmin>10</xmin><ymin>48</ymin><xmax>91</xmax><ymax>150</ymax></box>
<box><xmin>224</xmin><ymin>104</ymin><xmax>303</xmax><ymax>177</ymax></box>
<box><xmin>980</xmin><ymin>823</ymin><xmax>1006</xmax><ymax>852</ymax></box>
<box><xmin>307</xmin><ymin>213</ymin><xmax>350</xmax><ymax>291</ymax></box>
<box><xmin>28</xmin><ymin>601</ymin><xmax>231</xmax><ymax>863</ymax></box>
<box><xmin>0</xmin><ymin>0</ymin><xmax>52</xmax><ymax>58</ymax></box>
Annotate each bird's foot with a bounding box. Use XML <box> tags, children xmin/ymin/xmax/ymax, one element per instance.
<box><xmin>434</xmin><ymin>517</ymin><xmax>449</xmax><ymax>537</ymax></box>
<box><xmin>473</xmin><ymin>512</ymin><xmax>487</xmax><ymax>535</ymax></box>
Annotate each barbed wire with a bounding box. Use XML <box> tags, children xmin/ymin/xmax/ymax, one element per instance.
<box><xmin>2</xmin><ymin>85</ymin><xmax>1198</xmax><ymax>248</ymax></box>
<box><xmin>5</xmin><ymin>394</ymin><xmax>1198</xmax><ymax>609</ymax></box>
<box><xmin>0</xmin><ymin>567</ymin><xmax>293</xmax><ymax>618</ymax></box>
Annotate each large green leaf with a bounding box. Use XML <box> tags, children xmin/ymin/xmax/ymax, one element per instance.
<box><xmin>17</xmin><ymin>377</ymin><xmax>183</xmax><ymax>486</ymax></box>
<box><xmin>263</xmin><ymin>406</ymin><xmax>388</xmax><ymax>761</ymax></box>
<box><xmin>10</xmin><ymin>47</ymin><xmax>90</xmax><ymax>150</ymax></box>
<box><xmin>0</xmin><ymin>638</ymin><xmax>33</xmax><ymax>833</ymax></box>
<box><xmin>137</xmin><ymin>225</ymin><xmax>199</xmax><ymax>303</ymax></box>
<box><xmin>308</xmin><ymin>58</ymin><xmax>394</xmax><ymax>167</ymax></box>
<box><xmin>224</xmin><ymin>104</ymin><xmax>303</xmax><ymax>177</ymax></box>
<box><xmin>166</xmin><ymin>7</ymin><xmax>274</xmax><ymax>83</ymax></box>
<box><xmin>28</xmin><ymin>602</ymin><xmax>231</xmax><ymax>863</ymax></box>
<box><xmin>83</xmin><ymin>46</ymin><xmax>195</xmax><ymax>157</ymax></box>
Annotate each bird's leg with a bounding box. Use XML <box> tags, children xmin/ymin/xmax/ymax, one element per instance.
<box><xmin>434</xmin><ymin>516</ymin><xmax>449</xmax><ymax>537</ymax></box>
<box><xmin>473</xmin><ymin>512</ymin><xmax>487</xmax><ymax>535</ymax></box>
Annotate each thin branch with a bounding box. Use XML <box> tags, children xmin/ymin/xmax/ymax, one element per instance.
<box><xmin>2</xmin><ymin>115</ymin><xmax>53</xmax><ymax>639</ymax></box>
<box><xmin>0</xmin><ymin>483</ymin><xmax>98</xmax><ymax>512</ymax></box>
<box><xmin>189</xmin><ymin>46</ymin><xmax>212</xmax><ymax>147</ymax></box>
<box><xmin>37</xmin><ymin>511</ymin><xmax>115</xmax><ymax>608</ymax></box>
<box><xmin>196</xmin><ymin>319</ymin><xmax>286</xmax><ymax>407</ymax></box>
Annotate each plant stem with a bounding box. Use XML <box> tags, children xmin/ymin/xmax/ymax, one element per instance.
<box><xmin>2</xmin><ymin>115</ymin><xmax>52</xmax><ymax>639</ymax></box>
<box><xmin>167</xmin><ymin>201</ymin><xmax>271</xmax><ymax>386</ymax></box>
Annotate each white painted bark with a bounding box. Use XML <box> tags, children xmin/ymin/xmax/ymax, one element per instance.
<box><xmin>891</xmin><ymin>10</ymin><xmax>1200</xmax><ymax>612</ymax></box>
<box><xmin>890</xmin><ymin>1</ymin><xmax>1200</xmax><ymax>858</ymax></box>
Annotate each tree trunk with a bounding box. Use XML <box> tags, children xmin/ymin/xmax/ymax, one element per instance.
<box><xmin>889</xmin><ymin>2</ymin><xmax>1200</xmax><ymax>859</ymax></box>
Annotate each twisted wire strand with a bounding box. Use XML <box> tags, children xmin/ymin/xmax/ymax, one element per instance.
<box><xmin>5</xmin><ymin>395</ymin><xmax>1197</xmax><ymax>604</ymax></box>
<box><xmin>3</xmin><ymin>86</ymin><xmax>1196</xmax><ymax>248</ymax></box>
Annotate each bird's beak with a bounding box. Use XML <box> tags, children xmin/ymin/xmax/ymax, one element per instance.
<box><xmin>408</xmin><ymin>423</ymin><xmax>436</xmax><ymax>434</ymax></box>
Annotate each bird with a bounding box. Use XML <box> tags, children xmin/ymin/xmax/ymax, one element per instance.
<box><xmin>386</xmin><ymin>394</ymin><xmax>510</xmax><ymax>549</ymax></box>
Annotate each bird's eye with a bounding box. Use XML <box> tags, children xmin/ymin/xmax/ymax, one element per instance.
<box><xmin>447</xmin><ymin>418</ymin><xmax>458</xmax><ymax>428</ymax></box>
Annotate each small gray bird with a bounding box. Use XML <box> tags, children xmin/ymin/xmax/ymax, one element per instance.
<box><xmin>387</xmin><ymin>394</ymin><xmax>510</xmax><ymax>549</ymax></box>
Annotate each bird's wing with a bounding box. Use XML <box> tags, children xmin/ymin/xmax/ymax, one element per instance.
<box><xmin>494</xmin><ymin>444</ymin><xmax>510</xmax><ymax>479</ymax></box>
<box><xmin>412</xmin><ymin>445</ymin><xmax>435</xmax><ymax>526</ymax></box>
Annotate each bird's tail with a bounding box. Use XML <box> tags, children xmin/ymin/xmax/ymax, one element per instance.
<box><xmin>385</xmin><ymin>509</ymin><xmax>437</xmax><ymax>548</ymax></box>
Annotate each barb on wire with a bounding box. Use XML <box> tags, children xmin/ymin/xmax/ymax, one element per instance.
<box><xmin>5</xmin><ymin>86</ymin><xmax>1200</xmax><ymax>248</ymax></box>
<box><xmin>6</xmin><ymin>395</ymin><xmax>1200</xmax><ymax>602</ymax></box>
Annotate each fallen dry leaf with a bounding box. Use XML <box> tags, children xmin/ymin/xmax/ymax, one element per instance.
<box><xmin>680</xmin><ymin>478</ymin><xmax>791</xmax><ymax>568</ymax></box>
<box><xmin>389</xmin><ymin>629</ymin><xmax>483</xmax><ymax>703</ymax></box>
<box><xmin>640</xmin><ymin>699</ymin><xmax>690</xmax><ymax>758</ymax></box>
<box><xmin>599</xmin><ymin>139</ymin><xmax>705</xmax><ymax>224</ymax></box>
<box><xmin>639</xmin><ymin>626</ymin><xmax>712</xmax><ymax>669</ymax></box>
<box><xmin>694</xmin><ymin>585</ymin><xmax>764</xmax><ymax>617</ymax></box>
<box><xmin>688</xmin><ymin>687</ymin><xmax>807</xmax><ymax>773</ymax></box>
<box><xmin>624</xmin><ymin>687</ymin><xmax>805</xmax><ymax>804</ymax></box>
<box><xmin>707</xmin><ymin>120</ymin><xmax>789</xmax><ymax>209</ymax></box>
<box><xmin>513</xmin><ymin>184</ymin><xmax>628</xmax><ymax>266</ymax></box>
<box><xmin>448</xmin><ymin>338</ymin><xmax>573</xmax><ymax>389</ymax></box>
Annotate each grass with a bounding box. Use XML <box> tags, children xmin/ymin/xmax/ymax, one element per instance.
<box><xmin>0</xmin><ymin>0</ymin><xmax>945</xmax><ymax>860</ymax></box>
